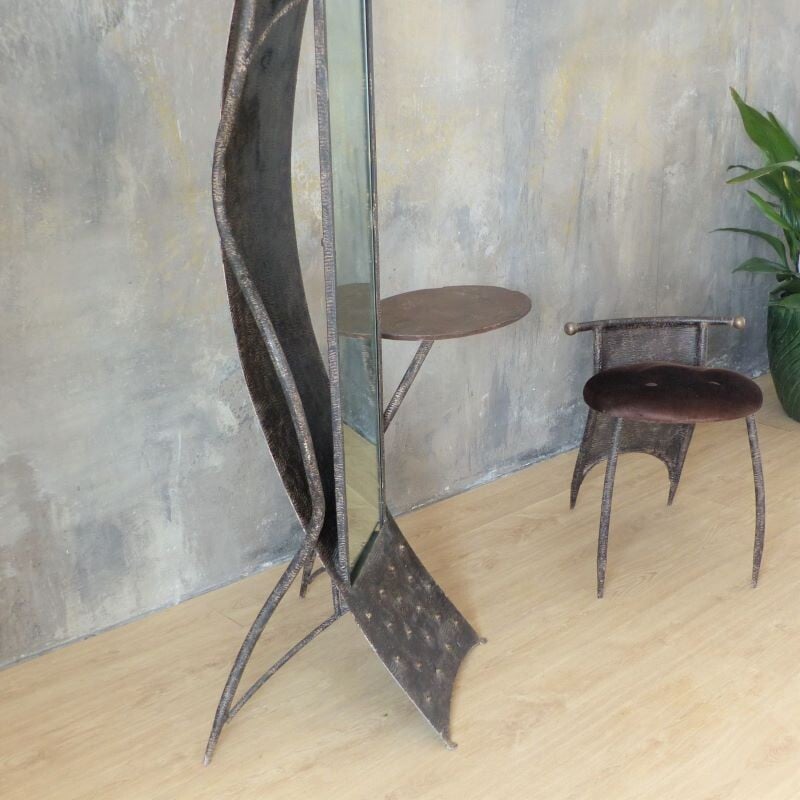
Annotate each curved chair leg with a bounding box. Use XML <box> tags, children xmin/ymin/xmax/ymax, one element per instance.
<box><xmin>570</xmin><ymin>410</ymin><xmax>598</xmax><ymax>509</ymax></box>
<box><xmin>204</xmin><ymin>540</ymin><xmax>315</xmax><ymax>765</ymax></box>
<box><xmin>667</xmin><ymin>424</ymin><xmax>694</xmax><ymax>506</ymax></box>
<box><xmin>746</xmin><ymin>415</ymin><xmax>765</xmax><ymax>587</ymax></box>
<box><xmin>597</xmin><ymin>417</ymin><xmax>622</xmax><ymax>599</ymax></box>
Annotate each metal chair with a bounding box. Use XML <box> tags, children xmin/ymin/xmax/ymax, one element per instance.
<box><xmin>564</xmin><ymin>316</ymin><xmax>765</xmax><ymax>598</ymax></box>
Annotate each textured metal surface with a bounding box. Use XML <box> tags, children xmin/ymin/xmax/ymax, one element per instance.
<box><xmin>567</xmin><ymin>316</ymin><xmax>766</xmax><ymax>596</ymax></box>
<box><xmin>565</xmin><ymin>317</ymin><xmax>743</xmax><ymax>508</ymax></box>
<box><xmin>348</xmin><ymin>512</ymin><xmax>482</xmax><ymax>747</ymax></box>
<box><xmin>746</xmin><ymin>414</ymin><xmax>766</xmax><ymax>587</ymax></box>
<box><xmin>215</xmin><ymin>0</ymin><xmax>336</xmax><ymax>560</ymax></box>
<box><xmin>383</xmin><ymin>340</ymin><xmax>434</xmax><ymax>431</ymax></box>
<box><xmin>597</xmin><ymin>417</ymin><xmax>622</xmax><ymax>598</ymax></box>
<box><xmin>204</xmin><ymin>0</ymin><xmax>342</xmax><ymax>765</ymax></box>
<box><xmin>571</xmin><ymin>410</ymin><xmax>694</xmax><ymax>510</ymax></box>
<box><xmin>380</xmin><ymin>285</ymin><xmax>532</xmax><ymax>341</ymax></box>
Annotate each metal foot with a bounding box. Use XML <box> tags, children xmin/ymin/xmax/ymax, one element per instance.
<box><xmin>597</xmin><ymin>417</ymin><xmax>622</xmax><ymax>599</ymax></box>
<box><xmin>746</xmin><ymin>415</ymin><xmax>766</xmax><ymax>587</ymax></box>
<box><xmin>667</xmin><ymin>478</ymin><xmax>679</xmax><ymax>506</ymax></box>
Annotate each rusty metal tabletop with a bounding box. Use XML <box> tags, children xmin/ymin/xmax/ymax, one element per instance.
<box><xmin>380</xmin><ymin>285</ymin><xmax>531</xmax><ymax>341</ymax></box>
<box><xmin>337</xmin><ymin>283</ymin><xmax>531</xmax><ymax>341</ymax></box>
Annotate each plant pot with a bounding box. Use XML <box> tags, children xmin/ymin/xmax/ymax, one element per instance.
<box><xmin>767</xmin><ymin>302</ymin><xmax>800</xmax><ymax>421</ymax></box>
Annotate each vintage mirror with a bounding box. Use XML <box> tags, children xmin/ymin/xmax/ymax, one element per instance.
<box><xmin>323</xmin><ymin>0</ymin><xmax>383</xmax><ymax>578</ymax></box>
<box><xmin>204</xmin><ymin>0</ymin><xmax>481</xmax><ymax>764</ymax></box>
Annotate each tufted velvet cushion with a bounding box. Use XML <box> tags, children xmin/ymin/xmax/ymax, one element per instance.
<box><xmin>583</xmin><ymin>362</ymin><xmax>763</xmax><ymax>424</ymax></box>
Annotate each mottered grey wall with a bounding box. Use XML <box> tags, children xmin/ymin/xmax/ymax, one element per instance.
<box><xmin>1</xmin><ymin>0</ymin><xmax>794</xmax><ymax>666</ymax></box>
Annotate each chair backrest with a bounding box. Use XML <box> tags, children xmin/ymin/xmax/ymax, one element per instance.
<box><xmin>564</xmin><ymin>316</ymin><xmax>746</xmax><ymax>373</ymax></box>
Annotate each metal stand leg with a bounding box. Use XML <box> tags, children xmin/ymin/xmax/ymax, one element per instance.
<box><xmin>597</xmin><ymin>417</ymin><xmax>622</xmax><ymax>599</ymax></box>
<box><xmin>383</xmin><ymin>340</ymin><xmax>434</xmax><ymax>431</ymax></box>
<box><xmin>298</xmin><ymin>553</ymin><xmax>326</xmax><ymax>598</ymax></box>
<box><xmin>746</xmin><ymin>415</ymin><xmax>766</xmax><ymax>587</ymax></box>
<box><xmin>299</xmin><ymin>553</ymin><xmax>315</xmax><ymax>598</ymax></box>
<box><xmin>204</xmin><ymin>537</ymin><xmax>342</xmax><ymax>765</ymax></box>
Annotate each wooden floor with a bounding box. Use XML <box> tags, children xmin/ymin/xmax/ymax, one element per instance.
<box><xmin>4</xmin><ymin>377</ymin><xmax>800</xmax><ymax>799</ymax></box>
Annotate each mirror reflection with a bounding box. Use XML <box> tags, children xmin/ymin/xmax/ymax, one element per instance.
<box><xmin>326</xmin><ymin>0</ymin><xmax>382</xmax><ymax>575</ymax></box>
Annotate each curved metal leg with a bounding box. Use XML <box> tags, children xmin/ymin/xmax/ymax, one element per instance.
<box><xmin>667</xmin><ymin>424</ymin><xmax>694</xmax><ymax>506</ymax></box>
<box><xmin>597</xmin><ymin>417</ymin><xmax>622</xmax><ymax>599</ymax></box>
<box><xmin>226</xmin><ymin>611</ymin><xmax>341</xmax><ymax>722</ymax></box>
<box><xmin>746</xmin><ymin>415</ymin><xmax>765</xmax><ymax>587</ymax></box>
<box><xmin>570</xmin><ymin>410</ymin><xmax>597</xmax><ymax>509</ymax></box>
<box><xmin>205</xmin><ymin>537</ymin><xmax>317</xmax><ymax>765</ymax></box>
<box><xmin>298</xmin><ymin>552</ymin><xmax>329</xmax><ymax>598</ymax></box>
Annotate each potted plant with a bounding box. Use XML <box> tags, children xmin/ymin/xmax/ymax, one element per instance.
<box><xmin>720</xmin><ymin>88</ymin><xmax>800</xmax><ymax>420</ymax></box>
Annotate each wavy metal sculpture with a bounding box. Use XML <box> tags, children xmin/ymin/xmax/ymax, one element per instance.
<box><xmin>204</xmin><ymin>0</ymin><xmax>480</xmax><ymax>765</ymax></box>
<box><xmin>204</xmin><ymin>0</ymin><xmax>341</xmax><ymax>765</ymax></box>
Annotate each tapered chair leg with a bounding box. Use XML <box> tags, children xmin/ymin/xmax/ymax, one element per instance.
<box><xmin>570</xmin><ymin>411</ymin><xmax>598</xmax><ymax>509</ymax></box>
<box><xmin>597</xmin><ymin>417</ymin><xmax>623</xmax><ymax>598</ymax></box>
<box><xmin>746</xmin><ymin>415</ymin><xmax>766</xmax><ymax>587</ymax></box>
<box><xmin>667</xmin><ymin>424</ymin><xmax>694</xmax><ymax>506</ymax></box>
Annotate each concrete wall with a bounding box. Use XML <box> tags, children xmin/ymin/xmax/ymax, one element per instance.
<box><xmin>1</xmin><ymin>0</ymin><xmax>795</xmax><ymax>666</ymax></box>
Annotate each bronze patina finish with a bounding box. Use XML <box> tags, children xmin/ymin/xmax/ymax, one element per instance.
<box><xmin>337</xmin><ymin>283</ymin><xmax>531</xmax><ymax>342</ymax></box>
<box><xmin>381</xmin><ymin>285</ymin><xmax>532</xmax><ymax>341</ymax></box>
<box><xmin>379</xmin><ymin>285</ymin><xmax>531</xmax><ymax>431</ymax></box>
<box><xmin>565</xmin><ymin>316</ymin><xmax>765</xmax><ymax>598</ymax></box>
<box><xmin>205</xmin><ymin>0</ymin><xmax>485</xmax><ymax>765</ymax></box>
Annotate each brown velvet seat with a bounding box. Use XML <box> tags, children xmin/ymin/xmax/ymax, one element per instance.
<box><xmin>583</xmin><ymin>362</ymin><xmax>763</xmax><ymax>424</ymax></box>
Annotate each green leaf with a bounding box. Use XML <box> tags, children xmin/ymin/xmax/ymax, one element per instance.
<box><xmin>713</xmin><ymin>227</ymin><xmax>790</xmax><ymax>267</ymax></box>
<box><xmin>767</xmin><ymin>112</ymin><xmax>800</xmax><ymax>158</ymax></box>
<box><xmin>774</xmin><ymin>293</ymin><xmax>800</xmax><ymax>307</ymax></box>
<box><xmin>728</xmin><ymin>164</ymin><xmax>795</xmax><ymax>202</ymax></box>
<box><xmin>731</xmin><ymin>88</ymin><xmax>797</xmax><ymax>162</ymax></box>
<box><xmin>770</xmin><ymin>278</ymin><xmax>800</xmax><ymax>298</ymax></box>
<box><xmin>748</xmin><ymin>190</ymin><xmax>795</xmax><ymax>233</ymax></box>
<box><xmin>732</xmin><ymin>257</ymin><xmax>795</xmax><ymax>276</ymax></box>
<box><xmin>727</xmin><ymin>161</ymin><xmax>800</xmax><ymax>184</ymax></box>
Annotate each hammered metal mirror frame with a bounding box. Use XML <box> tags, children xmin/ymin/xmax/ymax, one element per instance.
<box><xmin>203</xmin><ymin>0</ymin><xmax>481</xmax><ymax>764</ymax></box>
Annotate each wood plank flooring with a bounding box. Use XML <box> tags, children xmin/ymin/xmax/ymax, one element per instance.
<box><xmin>2</xmin><ymin>376</ymin><xmax>799</xmax><ymax>799</ymax></box>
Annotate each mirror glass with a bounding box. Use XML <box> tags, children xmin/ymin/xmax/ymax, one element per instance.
<box><xmin>325</xmin><ymin>0</ymin><xmax>383</xmax><ymax>576</ymax></box>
